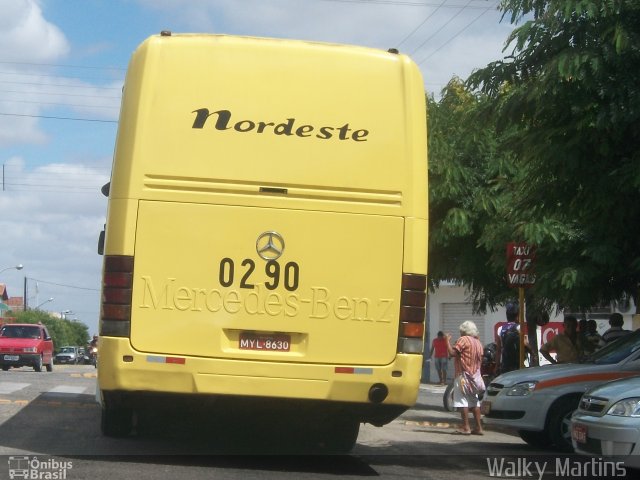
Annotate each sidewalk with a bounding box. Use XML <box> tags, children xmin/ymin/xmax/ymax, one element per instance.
<box><xmin>407</xmin><ymin>382</ymin><xmax>516</xmax><ymax>436</ymax></box>
<box><xmin>354</xmin><ymin>382</ymin><xmax>522</xmax><ymax>455</ymax></box>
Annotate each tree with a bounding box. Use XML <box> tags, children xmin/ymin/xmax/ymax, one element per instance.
<box><xmin>427</xmin><ymin>78</ymin><xmax>522</xmax><ymax>311</ymax></box>
<box><xmin>464</xmin><ymin>0</ymin><xmax>640</xmax><ymax>311</ymax></box>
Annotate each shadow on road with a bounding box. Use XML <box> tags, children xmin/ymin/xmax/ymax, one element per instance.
<box><xmin>2</xmin><ymin>392</ymin><xmax>632</xmax><ymax>479</ymax></box>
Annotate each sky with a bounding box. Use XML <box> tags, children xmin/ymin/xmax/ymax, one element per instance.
<box><xmin>0</xmin><ymin>0</ymin><xmax>515</xmax><ymax>336</ymax></box>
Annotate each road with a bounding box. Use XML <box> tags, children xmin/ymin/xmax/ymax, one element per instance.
<box><xmin>0</xmin><ymin>366</ymin><xmax>632</xmax><ymax>480</ymax></box>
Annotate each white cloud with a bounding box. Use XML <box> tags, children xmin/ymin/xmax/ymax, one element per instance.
<box><xmin>0</xmin><ymin>0</ymin><xmax>69</xmax><ymax>63</ymax></box>
<box><xmin>0</xmin><ymin>0</ymin><xmax>72</xmax><ymax>146</ymax></box>
<box><xmin>0</xmin><ymin>159</ymin><xmax>109</xmax><ymax>333</ymax></box>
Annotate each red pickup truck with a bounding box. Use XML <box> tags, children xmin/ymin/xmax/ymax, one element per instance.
<box><xmin>0</xmin><ymin>323</ymin><xmax>54</xmax><ymax>372</ymax></box>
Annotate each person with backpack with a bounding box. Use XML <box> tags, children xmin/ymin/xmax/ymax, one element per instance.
<box><xmin>495</xmin><ymin>302</ymin><xmax>522</xmax><ymax>375</ymax></box>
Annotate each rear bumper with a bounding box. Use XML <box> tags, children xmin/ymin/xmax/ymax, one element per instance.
<box><xmin>0</xmin><ymin>353</ymin><xmax>40</xmax><ymax>368</ymax></box>
<box><xmin>54</xmin><ymin>356</ymin><xmax>77</xmax><ymax>364</ymax></box>
<box><xmin>571</xmin><ymin>412</ymin><xmax>640</xmax><ymax>465</ymax></box>
<box><xmin>97</xmin><ymin>337</ymin><xmax>422</xmax><ymax>425</ymax></box>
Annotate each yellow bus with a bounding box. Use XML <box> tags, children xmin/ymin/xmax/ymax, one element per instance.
<box><xmin>98</xmin><ymin>32</ymin><xmax>428</xmax><ymax>452</ymax></box>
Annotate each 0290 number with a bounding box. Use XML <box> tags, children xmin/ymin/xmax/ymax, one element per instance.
<box><xmin>218</xmin><ymin>258</ymin><xmax>300</xmax><ymax>292</ymax></box>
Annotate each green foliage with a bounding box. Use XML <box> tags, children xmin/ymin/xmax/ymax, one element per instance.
<box><xmin>10</xmin><ymin>310</ymin><xmax>89</xmax><ymax>352</ymax></box>
<box><xmin>429</xmin><ymin>1</ymin><xmax>640</xmax><ymax>313</ymax></box>
<box><xmin>427</xmin><ymin>78</ymin><xmax>521</xmax><ymax>310</ymax></box>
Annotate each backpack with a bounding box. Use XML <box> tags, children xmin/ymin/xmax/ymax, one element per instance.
<box><xmin>500</xmin><ymin>325</ymin><xmax>520</xmax><ymax>373</ymax></box>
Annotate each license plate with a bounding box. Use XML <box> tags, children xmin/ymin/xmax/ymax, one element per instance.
<box><xmin>239</xmin><ymin>333</ymin><xmax>291</xmax><ymax>352</ymax></box>
<box><xmin>3</xmin><ymin>355</ymin><xmax>19</xmax><ymax>361</ymax></box>
<box><xmin>481</xmin><ymin>400</ymin><xmax>491</xmax><ymax>415</ymax></box>
<box><xmin>572</xmin><ymin>423</ymin><xmax>587</xmax><ymax>444</ymax></box>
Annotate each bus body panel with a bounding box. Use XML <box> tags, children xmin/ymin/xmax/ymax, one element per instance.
<box><xmin>132</xmin><ymin>200</ymin><xmax>403</xmax><ymax>365</ymax></box>
<box><xmin>99</xmin><ymin>34</ymin><xmax>428</xmax><ymax>425</ymax></box>
<box><xmin>99</xmin><ymin>337</ymin><xmax>422</xmax><ymax>408</ymax></box>
<box><xmin>110</xmin><ymin>34</ymin><xmax>425</xmax><ymax>218</ymax></box>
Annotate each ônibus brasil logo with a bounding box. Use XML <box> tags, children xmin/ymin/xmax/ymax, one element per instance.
<box><xmin>8</xmin><ymin>456</ymin><xmax>73</xmax><ymax>480</ymax></box>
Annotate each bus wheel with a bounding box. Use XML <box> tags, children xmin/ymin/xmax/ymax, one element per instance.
<box><xmin>319</xmin><ymin>419</ymin><xmax>360</xmax><ymax>454</ymax></box>
<box><xmin>101</xmin><ymin>405</ymin><xmax>133</xmax><ymax>437</ymax></box>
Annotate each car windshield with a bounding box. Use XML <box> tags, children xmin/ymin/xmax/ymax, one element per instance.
<box><xmin>0</xmin><ymin>325</ymin><xmax>41</xmax><ymax>339</ymax></box>
<box><xmin>60</xmin><ymin>347</ymin><xmax>75</xmax><ymax>353</ymax></box>
<box><xmin>583</xmin><ymin>330</ymin><xmax>640</xmax><ymax>365</ymax></box>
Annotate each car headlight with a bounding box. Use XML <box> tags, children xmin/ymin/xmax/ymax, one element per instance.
<box><xmin>606</xmin><ymin>398</ymin><xmax>640</xmax><ymax>417</ymax></box>
<box><xmin>506</xmin><ymin>381</ymin><xmax>538</xmax><ymax>396</ymax></box>
<box><xmin>23</xmin><ymin>347</ymin><xmax>37</xmax><ymax>353</ymax></box>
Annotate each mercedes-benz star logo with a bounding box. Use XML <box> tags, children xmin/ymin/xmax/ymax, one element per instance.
<box><xmin>256</xmin><ymin>231</ymin><xmax>285</xmax><ymax>261</ymax></box>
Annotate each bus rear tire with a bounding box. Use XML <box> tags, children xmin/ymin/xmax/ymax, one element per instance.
<box><xmin>101</xmin><ymin>405</ymin><xmax>133</xmax><ymax>437</ymax></box>
<box><xmin>319</xmin><ymin>419</ymin><xmax>360</xmax><ymax>454</ymax></box>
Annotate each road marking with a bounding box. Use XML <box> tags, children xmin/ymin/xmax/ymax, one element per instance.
<box><xmin>47</xmin><ymin>386</ymin><xmax>87</xmax><ymax>394</ymax></box>
<box><xmin>0</xmin><ymin>382</ymin><xmax>30</xmax><ymax>394</ymax></box>
<box><xmin>70</xmin><ymin>373</ymin><xmax>97</xmax><ymax>378</ymax></box>
<box><xmin>0</xmin><ymin>398</ymin><xmax>28</xmax><ymax>405</ymax></box>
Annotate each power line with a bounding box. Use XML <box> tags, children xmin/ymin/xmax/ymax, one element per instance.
<box><xmin>396</xmin><ymin>0</ymin><xmax>448</xmax><ymax>49</ymax></box>
<box><xmin>6</xmin><ymin>187</ymin><xmax>105</xmax><ymax>194</ymax></box>
<box><xmin>1</xmin><ymin>88</ymin><xmax>120</xmax><ymax>99</ymax></box>
<box><xmin>0</xmin><ymin>112</ymin><xmax>117</xmax><ymax>123</ymax></box>
<box><xmin>27</xmin><ymin>277</ymin><xmax>100</xmax><ymax>292</ymax></box>
<box><xmin>7</xmin><ymin>182</ymin><xmax>102</xmax><ymax>190</ymax></box>
<box><xmin>409</xmin><ymin>0</ymin><xmax>475</xmax><ymax>55</ymax></box>
<box><xmin>0</xmin><ymin>80</ymin><xmax>122</xmax><ymax>90</ymax></box>
<box><xmin>417</xmin><ymin>1</ymin><xmax>497</xmax><ymax>65</ymax></box>
<box><xmin>0</xmin><ymin>69</ymin><xmax>123</xmax><ymax>82</ymax></box>
<box><xmin>0</xmin><ymin>60</ymin><xmax>125</xmax><ymax>72</ymax></box>
<box><xmin>319</xmin><ymin>0</ymin><xmax>493</xmax><ymax>7</ymax></box>
<box><xmin>2</xmin><ymin>98</ymin><xmax>119</xmax><ymax>110</ymax></box>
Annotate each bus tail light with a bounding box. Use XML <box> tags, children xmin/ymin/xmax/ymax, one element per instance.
<box><xmin>100</xmin><ymin>255</ymin><xmax>134</xmax><ymax>338</ymax></box>
<box><xmin>397</xmin><ymin>273</ymin><xmax>426</xmax><ymax>354</ymax></box>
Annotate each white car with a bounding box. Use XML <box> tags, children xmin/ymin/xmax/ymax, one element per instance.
<box><xmin>481</xmin><ymin>330</ymin><xmax>640</xmax><ymax>452</ymax></box>
<box><xmin>571</xmin><ymin>376</ymin><xmax>640</xmax><ymax>469</ymax></box>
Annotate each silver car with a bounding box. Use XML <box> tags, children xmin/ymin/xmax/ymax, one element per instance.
<box><xmin>571</xmin><ymin>376</ymin><xmax>640</xmax><ymax>469</ymax></box>
<box><xmin>482</xmin><ymin>330</ymin><xmax>640</xmax><ymax>452</ymax></box>
<box><xmin>54</xmin><ymin>346</ymin><xmax>81</xmax><ymax>365</ymax></box>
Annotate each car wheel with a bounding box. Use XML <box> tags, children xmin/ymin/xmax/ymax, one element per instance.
<box><xmin>101</xmin><ymin>405</ymin><xmax>133</xmax><ymax>437</ymax></box>
<box><xmin>34</xmin><ymin>355</ymin><xmax>43</xmax><ymax>372</ymax></box>
<box><xmin>443</xmin><ymin>382</ymin><xmax>455</xmax><ymax>412</ymax></box>
<box><xmin>1</xmin><ymin>366</ymin><xmax>9</xmax><ymax>371</ymax></box>
<box><xmin>518</xmin><ymin>429</ymin><xmax>550</xmax><ymax>449</ymax></box>
<box><xmin>547</xmin><ymin>396</ymin><xmax>580</xmax><ymax>452</ymax></box>
<box><xmin>46</xmin><ymin>360</ymin><xmax>53</xmax><ymax>372</ymax></box>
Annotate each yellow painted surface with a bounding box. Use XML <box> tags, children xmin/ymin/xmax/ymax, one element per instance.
<box><xmin>101</xmin><ymin>34</ymin><xmax>427</xmax><ymax>409</ymax></box>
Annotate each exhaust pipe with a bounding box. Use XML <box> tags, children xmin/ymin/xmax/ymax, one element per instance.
<box><xmin>368</xmin><ymin>383</ymin><xmax>389</xmax><ymax>403</ymax></box>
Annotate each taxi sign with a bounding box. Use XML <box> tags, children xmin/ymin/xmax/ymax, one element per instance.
<box><xmin>506</xmin><ymin>242</ymin><xmax>536</xmax><ymax>288</ymax></box>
